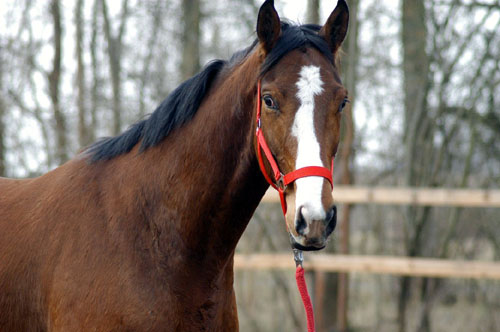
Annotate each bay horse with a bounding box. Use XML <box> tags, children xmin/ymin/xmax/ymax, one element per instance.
<box><xmin>0</xmin><ymin>0</ymin><xmax>349</xmax><ymax>330</ymax></box>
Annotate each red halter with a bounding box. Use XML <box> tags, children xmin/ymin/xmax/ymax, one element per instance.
<box><xmin>255</xmin><ymin>80</ymin><xmax>334</xmax><ymax>332</ymax></box>
<box><xmin>255</xmin><ymin>80</ymin><xmax>334</xmax><ymax>216</ymax></box>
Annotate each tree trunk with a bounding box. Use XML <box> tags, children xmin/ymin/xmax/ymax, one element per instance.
<box><xmin>402</xmin><ymin>0</ymin><xmax>428</xmax><ymax>139</ymax></box>
<box><xmin>306</xmin><ymin>0</ymin><xmax>320</xmax><ymax>24</ymax></box>
<box><xmin>181</xmin><ymin>0</ymin><xmax>201</xmax><ymax>80</ymax></box>
<box><xmin>75</xmin><ymin>0</ymin><xmax>89</xmax><ymax>147</ymax></box>
<box><xmin>416</xmin><ymin>121</ymin><xmax>476</xmax><ymax>332</ymax></box>
<box><xmin>89</xmin><ymin>0</ymin><xmax>100</xmax><ymax>143</ymax></box>
<box><xmin>0</xmin><ymin>109</ymin><xmax>4</xmax><ymax>177</ymax></box>
<box><xmin>399</xmin><ymin>1</ymin><xmax>429</xmax><ymax>331</ymax></box>
<box><xmin>336</xmin><ymin>0</ymin><xmax>359</xmax><ymax>330</ymax></box>
<box><xmin>101</xmin><ymin>0</ymin><xmax>129</xmax><ymax>135</ymax></box>
<box><xmin>48</xmin><ymin>0</ymin><xmax>68</xmax><ymax>165</ymax></box>
<box><xmin>0</xmin><ymin>49</ymin><xmax>5</xmax><ymax>176</ymax></box>
<box><xmin>138</xmin><ymin>0</ymin><xmax>163</xmax><ymax>117</ymax></box>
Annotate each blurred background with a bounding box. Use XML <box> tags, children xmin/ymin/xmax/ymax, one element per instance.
<box><xmin>0</xmin><ymin>0</ymin><xmax>499</xmax><ymax>331</ymax></box>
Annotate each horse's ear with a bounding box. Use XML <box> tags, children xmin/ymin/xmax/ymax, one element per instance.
<box><xmin>320</xmin><ymin>0</ymin><xmax>349</xmax><ymax>55</ymax></box>
<box><xmin>257</xmin><ymin>0</ymin><xmax>281</xmax><ymax>54</ymax></box>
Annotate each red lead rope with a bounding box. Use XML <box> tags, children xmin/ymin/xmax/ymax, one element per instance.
<box><xmin>296</xmin><ymin>265</ymin><xmax>315</xmax><ymax>332</ymax></box>
<box><xmin>256</xmin><ymin>80</ymin><xmax>335</xmax><ymax>332</ymax></box>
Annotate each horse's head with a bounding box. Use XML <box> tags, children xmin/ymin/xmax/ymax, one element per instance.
<box><xmin>254</xmin><ymin>0</ymin><xmax>349</xmax><ymax>251</ymax></box>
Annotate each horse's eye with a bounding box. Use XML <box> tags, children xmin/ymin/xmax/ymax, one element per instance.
<box><xmin>339</xmin><ymin>98</ymin><xmax>349</xmax><ymax>113</ymax></box>
<box><xmin>263</xmin><ymin>95</ymin><xmax>278</xmax><ymax>110</ymax></box>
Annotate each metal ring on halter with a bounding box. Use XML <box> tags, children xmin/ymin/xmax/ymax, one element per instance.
<box><xmin>276</xmin><ymin>173</ymin><xmax>286</xmax><ymax>191</ymax></box>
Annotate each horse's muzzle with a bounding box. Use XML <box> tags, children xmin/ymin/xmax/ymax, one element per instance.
<box><xmin>290</xmin><ymin>205</ymin><xmax>337</xmax><ymax>251</ymax></box>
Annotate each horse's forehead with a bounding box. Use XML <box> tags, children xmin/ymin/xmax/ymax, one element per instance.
<box><xmin>269</xmin><ymin>49</ymin><xmax>341</xmax><ymax>90</ymax></box>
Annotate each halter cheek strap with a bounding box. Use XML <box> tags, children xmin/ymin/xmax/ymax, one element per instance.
<box><xmin>255</xmin><ymin>80</ymin><xmax>334</xmax><ymax>216</ymax></box>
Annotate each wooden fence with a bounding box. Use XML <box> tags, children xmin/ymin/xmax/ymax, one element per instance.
<box><xmin>261</xmin><ymin>186</ymin><xmax>500</xmax><ymax>207</ymax></box>
<box><xmin>234</xmin><ymin>254</ymin><xmax>500</xmax><ymax>280</ymax></box>
<box><xmin>246</xmin><ymin>186</ymin><xmax>500</xmax><ymax>279</ymax></box>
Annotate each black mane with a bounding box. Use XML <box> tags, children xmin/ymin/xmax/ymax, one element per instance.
<box><xmin>87</xmin><ymin>60</ymin><xmax>225</xmax><ymax>162</ymax></box>
<box><xmin>87</xmin><ymin>23</ymin><xmax>332</xmax><ymax>162</ymax></box>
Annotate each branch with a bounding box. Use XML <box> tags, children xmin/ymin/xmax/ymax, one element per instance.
<box><xmin>117</xmin><ymin>0</ymin><xmax>130</xmax><ymax>46</ymax></box>
<box><xmin>435</xmin><ymin>0</ymin><xmax>500</xmax><ymax>10</ymax></box>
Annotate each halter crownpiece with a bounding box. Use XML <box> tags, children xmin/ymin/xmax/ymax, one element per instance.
<box><xmin>255</xmin><ymin>80</ymin><xmax>334</xmax><ymax>216</ymax></box>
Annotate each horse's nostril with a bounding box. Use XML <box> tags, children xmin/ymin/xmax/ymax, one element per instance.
<box><xmin>325</xmin><ymin>206</ymin><xmax>336</xmax><ymax>223</ymax></box>
<box><xmin>325</xmin><ymin>205</ymin><xmax>337</xmax><ymax>235</ymax></box>
<box><xmin>295</xmin><ymin>206</ymin><xmax>307</xmax><ymax>236</ymax></box>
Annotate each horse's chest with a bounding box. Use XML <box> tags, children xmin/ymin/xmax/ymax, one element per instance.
<box><xmin>144</xmin><ymin>298</ymin><xmax>235</xmax><ymax>332</ymax></box>
<box><xmin>131</xmin><ymin>277</ymin><xmax>238</xmax><ymax>331</ymax></box>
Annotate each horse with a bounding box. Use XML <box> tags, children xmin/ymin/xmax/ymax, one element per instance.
<box><xmin>0</xmin><ymin>0</ymin><xmax>349</xmax><ymax>330</ymax></box>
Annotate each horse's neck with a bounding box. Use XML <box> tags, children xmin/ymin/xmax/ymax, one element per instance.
<box><xmin>108</xmin><ymin>57</ymin><xmax>268</xmax><ymax>276</ymax></box>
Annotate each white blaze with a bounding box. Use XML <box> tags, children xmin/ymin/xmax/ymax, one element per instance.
<box><xmin>292</xmin><ymin>65</ymin><xmax>326</xmax><ymax>229</ymax></box>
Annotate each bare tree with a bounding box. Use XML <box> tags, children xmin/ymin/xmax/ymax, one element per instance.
<box><xmin>75</xmin><ymin>0</ymin><xmax>89</xmax><ymax>147</ymax></box>
<box><xmin>414</xmin><ymin>2</ymin><xmax>500</xmax><ymax>331</ymax></box>
<box><xmin>396</xmin><ymin>1</ymin><xmax>500</xmax><ymax>331</ymax></box>
<box><xmin>335</xmin><ymin>0</ymin><xmax>359</xmax><ymax>330</ymax></box>
<box><xmin>6</xmin><ymin>1</ymin><xmax>54</xmax><ymax>170</ymax></box>
<box><xmin>137</xmin><ymin>0</ymin><xmax>164</xmax><ymax>117</ymax></box>
<box><xmin>0</xmin><ymin>45</ymin><xmax>5</xmax><ymax>176</ymax></box>
<box><xmin>89</xmin><ymin>0</ymin><xmax>101</xmax><ymax>143</ymax></box>
<box><xmin>181</xmin><ymin>0</ymin><xmax>201</xmax><ymax>80</ymax></box>
<box><xmin>306</xmin><ymin>0</ymin><xmax>320</xmax><ymax>24</ymax></box>
<box><xmin>48</xmin><ymin>0</ymin><xmax>68</xmax><ymax>165</ymax></box>
<box><xmin>398</xmin><ymin>0</ymin><xmax>429</xmax><ymax>331</ymax></box>
<box><xmin>101</xmin><ymin>0</ymin><xmax>129</xmax><ymax>135</ymax></box>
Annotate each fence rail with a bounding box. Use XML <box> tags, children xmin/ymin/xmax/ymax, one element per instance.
<box><xmin>256</xmin><ymin>187</ymin><xmax>499</xmax><ymax>279</ymax></box>
<box><xmin>261</xmin><ymin>186</ymin><xmax>500</xmax><ymax>207</ymax></box>
<box><xmin>234</xmin><ymin>254</ymin><xmax>500</xmax><ymax>280</ymax></box>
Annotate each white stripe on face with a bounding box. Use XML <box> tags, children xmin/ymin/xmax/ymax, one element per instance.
<box><xmin>292</xmin><ymin>65</ymin><xmax>326</xmax><ymax>231</ymax></box>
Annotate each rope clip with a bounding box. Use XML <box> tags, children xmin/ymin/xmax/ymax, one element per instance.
<box><xmin>293</xmin><ymin>249</ymin><xmax>303</xmax><ymax>267</ymax></box>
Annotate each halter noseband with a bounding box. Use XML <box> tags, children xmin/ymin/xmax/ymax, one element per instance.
<box><xmin>255</xmin><ymin>80</ymin><xmax>334</xmax><ymax>216</ymax></box>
